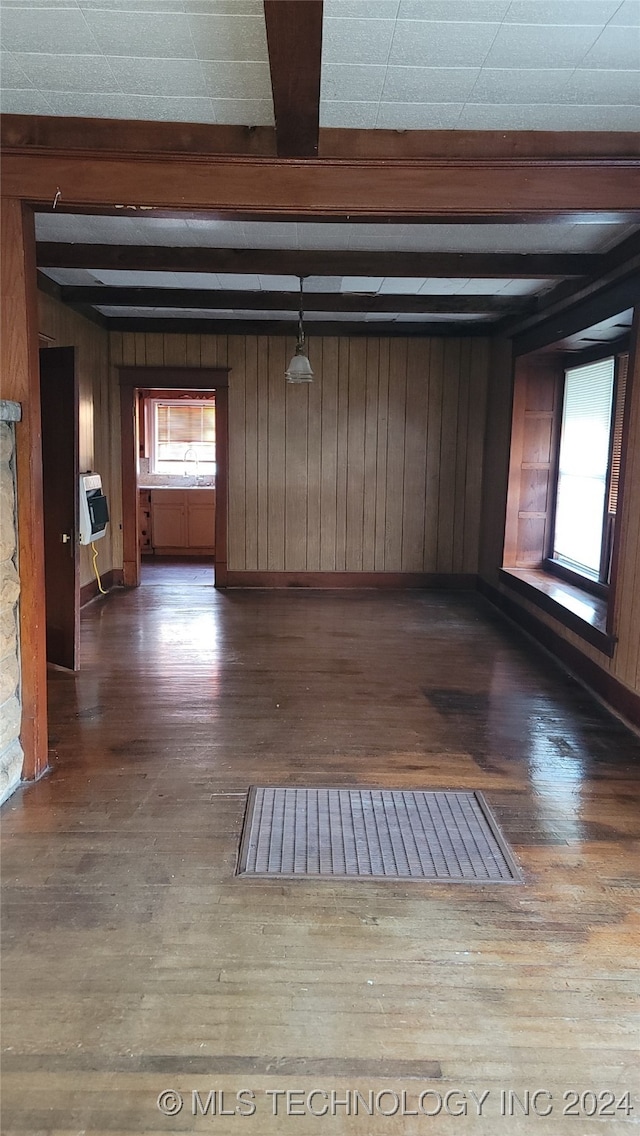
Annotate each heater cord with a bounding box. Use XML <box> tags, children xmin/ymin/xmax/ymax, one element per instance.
<box><xmin>91</xmin><ymin>541</ymin><xmax>108</xmax><ymax>595</ymax></box>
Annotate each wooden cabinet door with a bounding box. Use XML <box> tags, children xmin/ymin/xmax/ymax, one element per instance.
<box><xmin>151</xmin><ymin>491</ymin><xmax>187</xmax><ymax>548</ymax></box>
<box><xmin>186</xmin><ymin>491</ymin><xmax>215</xmax><ymax>549</ymax></box>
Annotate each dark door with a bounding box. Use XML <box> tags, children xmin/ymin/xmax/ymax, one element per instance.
<box><xmin>40</xmin><ymin>346</ymin><xmax>80</xmax><ymax>670</ymax></box>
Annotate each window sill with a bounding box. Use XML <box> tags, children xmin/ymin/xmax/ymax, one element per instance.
<box><xmin>498</xmin><ymin>568</ymin><xmax>616</xmax><ymax>657</ymax></box>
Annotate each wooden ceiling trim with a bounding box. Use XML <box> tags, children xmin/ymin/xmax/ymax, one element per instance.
<box><xmin>30</xmin><ymin>205</ymin><xmax>640</xmax><ymax>225</ymax></box>
<box><xmin>105</xmin><ymin>317</ymin><xmax>490</xmax><ymax>337</ymax></box>
<box><xmin>5</xmin><ymin>153</ymin><xmax>640</xmax><ymax>219</ymax></box>
<box><xmin>59</xmin><ymin>286</ymin><xmax>534</xmax><ymax>315</ymax></box>
<box><xmin>4</xmin><ymin>116</ymin><xmax>639</xmax><ymax>163</ymax></box>
<box><xmin>264</xmin><ymin>0</ymin><xmax>323</xmax><ymax>158</ymax></box>
<box><xmin>37</xmin><ymin>245</ymin><xmax>600</xmax><ymax>279</ymax></box>
<box><xmin>320</xmin><ymin>129</ymin><xmax>640</xmax><ymax>161</ymax></box>
<box><xmin>1</xmin><ymin>115</ymin><xmax>277</xmax><ymax>156</ymax></box>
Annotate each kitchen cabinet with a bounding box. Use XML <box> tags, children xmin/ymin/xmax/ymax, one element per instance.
<box><xmin>143</xmin><ymin>489</ymin><xmax>215</xmax><ymax>554</ymax></box>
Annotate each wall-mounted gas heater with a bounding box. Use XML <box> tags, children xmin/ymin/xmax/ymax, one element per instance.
<box><xmin>79</xmin><ymin>473</ymin><xmax>109</xmax><ymax>545</ymax></box>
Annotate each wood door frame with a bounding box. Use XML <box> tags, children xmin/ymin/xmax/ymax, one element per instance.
<box><xmin>118</xmin><ymin>367</ymin><xmax>230</xmax><ymax>587</ymax></box>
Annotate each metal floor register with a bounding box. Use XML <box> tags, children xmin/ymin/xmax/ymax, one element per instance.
<box><xmin>237</xmin><ymin>787</ymin><xmax>523</xmax><ymax>883</ymax></box>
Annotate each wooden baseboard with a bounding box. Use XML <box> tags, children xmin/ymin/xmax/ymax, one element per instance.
<box><xmin>478</xmin><ymin>577</ymin><xmax>640</xmax><ymax>732</ymax></box>
<box><xmin>151</xmin><ymin>547</ymin><xmax>215</xmax><ymax>557</ymax></box>
<box><xmin>224</xmin><ymin>571</ymin><xmax>477</xmax><ymax>589</ymax></box>
<box><xmin>80</xmin><ymin>568</ymin><xmax>124</xmax><ymax>607</ymax></box>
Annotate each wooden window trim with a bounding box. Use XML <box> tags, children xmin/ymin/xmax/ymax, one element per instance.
<box><xmin>502</xmin><ymin>332</ymin><xmax>636</xmax><ymax>654</ymax></box>
<box><xmin>499</xmin><ymin>567</ymin><xmax>616</xmax><ymax>657</ymax></box>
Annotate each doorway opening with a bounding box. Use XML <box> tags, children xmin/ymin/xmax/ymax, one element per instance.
<box><xmin>119</xmin><ymin>366</ymin><xmax>229</xmax><ymax>589</ymax></box>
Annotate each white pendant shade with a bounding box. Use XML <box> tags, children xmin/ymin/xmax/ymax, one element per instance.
<box><xmin>285</xmin><ymin>351</ymin><xmax>314</xmax><ymax>383</ymax></box>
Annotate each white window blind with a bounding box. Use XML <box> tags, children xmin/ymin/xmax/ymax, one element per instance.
<box><xmin>553</xmin><ymin>357</ymin><xmax>614</xmax><ymax>578</ymax></box>
<box><xmin>152</xmin><ymin>400</ymin><xmax>216</xmax><ymax>473</ymax></box>
<box><xmin>607</xmin><ymin>353</ymin><xmax>628</xmax><ymax>517</ymax></box>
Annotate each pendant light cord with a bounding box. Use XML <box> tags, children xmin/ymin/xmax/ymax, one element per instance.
<box><xmin>298</xmin><ymin>276</ymin><xmax>305</xmax><ymax>349</ymax></box>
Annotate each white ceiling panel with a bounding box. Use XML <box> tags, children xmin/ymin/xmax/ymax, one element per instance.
<box><xmin>581</xmin><ymin>23</ymin><xmax>640</xmax><ymax>68</ymax></box>
<box><xmin>319</xmin><ymin>100</ymin><xmax>379</xmax><ymax>127</ymax></box>
<box><xmin>323</xmin><ymin>17</ymin><xmax>397</xmax><ymax>65</ymax></box>
<box><xmin>324</xmin><ymin>1</ymin><xmax>400</xmax><ymax>17</ymax></box>
<box><xmin>199</xmin><ymin>60</ymin><xmax>271</xmax><ymax>99</ymax></box>
<box><xmin>397</xmin><ymin>1</ymin><xmax>510</xmax><ymax>18</ymax></box>
<box><xmin>341</xmin><ymin>277</ymin><xmax>385</xmax><ymax>293</ymax></box>
<box><xmin>388</xmin><ymin>20</ymin><xmax>500</xmax><ymax>67</ymax></box>
<box><xmin>456</xmin><ymin>102</ymin><xmax>640</xmax><ymax>129</ymax></box>
<box><xmin>483</xmin><ymin>23</ymin><xmax>602</xmax><ymax>69</ymax></box>
<box><xmin>0</xmin><ymin>7</ymin><xmax>101</xmax><ymax>54</ymax></box>
<box><xmin>0</xmin><ymin>87</ymin><xmax>50</xmax><ymax>112</ymax></box>
<box><xmin>375</xmin><ymin>101</ymin><xmax>464</xmax><ymax>127</ymax></box>
<box><xmin>81</xmin><ymin>10</ymin><xmax>196</xmax><ymax>59</ymax></box>
<box><xmin>11</xmin><ymin>51</ymin><xmax>118</xmax><ymax>92</ymax></box>
<box><xmin>34</xmin><ymin>214</ymin><xmax>638</xmax><ymax>255</ymax></box>
<box><xmin>467</xmin><ymin>68</ymin><xmax>574</xmax><ymax>104</ymax></box>
<box><xmin>188</xmin><ymin>12</ymin><xmax>269</xmax><ymax>61</ymax></box>
<box><xmin>321</xmin><ymin>64</ymin><xmax>387</xmax><ymax>102</ymax></box>
<box><xmin>503</xmin><ymin>1</ymin><xmax>621</xmax><ymax>22</ymax></box>
<box><xmin>381</xmin><ymin>66</ymin><xmax>480</xmax><ymax>102</ymax></box>
<box><xmin>611</xmin><ymin>1</ymin><xmax>640</xmax><ymax>23</ymax></box>
<box><xmin>105</xmin><ymin>56</ymin><xmax>207</xmax><ymax>98</ymax></box>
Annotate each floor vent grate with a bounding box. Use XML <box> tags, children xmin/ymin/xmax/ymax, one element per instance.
<box><xmin>237</xmin><ymin>787</ymin><xmax>523</xmax><ymax>883</ymax></box>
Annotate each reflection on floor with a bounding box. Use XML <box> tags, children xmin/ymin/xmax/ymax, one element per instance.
<box><xmin>140</xmin><ymin>555</ymin><xmax>215</xmax><ymax>587</ymax></box>
<box><xmin>2</xmin><ymin>587</ymin><xmax>640</xmax><ymax>1133</ymax></box>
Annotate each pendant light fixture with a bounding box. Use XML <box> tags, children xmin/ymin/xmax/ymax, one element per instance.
<box><xmin>285</xmin><ymin>276</ymin><xmax>314</xmax><ymax>383</ymax></box>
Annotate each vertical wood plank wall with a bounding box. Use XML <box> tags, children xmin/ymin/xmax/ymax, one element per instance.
<box><xmin>110</xmin><ymin>331</ymin><xmax>490</xmax><ymax>576</ymax></box>
<box><xmin>503</xmin><ymin>354</ymin><xmax>562</xmax><ymax>568</ymax></box>
<box><xmin>38</xmin><ymin>293</ymin><xmax>115</xmax><ymax>587</ymax></box>
<box><xmin>480</xmin><ymin>313</ymin><xmax>640</xmax><ymax>698</ymax></box>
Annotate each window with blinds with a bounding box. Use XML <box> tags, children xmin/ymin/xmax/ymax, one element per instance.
<box><xmin>552</xmin><ymin>356</ymin><xmax>618</xmax><ymax>582</ymax></box>
<box><xmin>151</xmin><ymin>400</ymin><xmax>216</xmax><ymax>474</ymax></box>
<box><xmin>607</xmin><ymin>353</ymin><xmax>628</xmax><ymax>517</ymax></box>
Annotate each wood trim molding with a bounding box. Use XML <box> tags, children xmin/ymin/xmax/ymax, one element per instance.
<box><xmin>0</xmin><ymin>201</ymin><xmax>48</xmax><ymax>780</ymax></box>
<box><xmin>608</xmin><ymin>306</ymin><xmax>640</xmax><ymax>638</ymax></box>
<box><xmin>6</xmin><ymin>153</ymin><xmax>640</xmax><ymax>219</ymax></box>
<box><xmin>224</xmin><ymin>571</ymin><xmax>478</xmax><ymax>589</ymax></box>
<box><xmin>498</xmin><ymin>568</ymin><xmax>615</xmax><ymax>657</ymax></box>
<box><xmin>119</xmin><ymin>366</ymin><xmax>229</xmax><ymax>388</ymax></box>
<box><xmin>478</xmin><ymin>578</ymin><xmax>640</xmax><ymax>732</ymax></box>
<box><xmin>80</xmin><ymin>568</ymin><xmax>124</xmax><ymax>607</ymax></box>
<box><xmin>5</xmin><ymin>117</ymin><xmax>639</xmax><ymax>163</ymax></box>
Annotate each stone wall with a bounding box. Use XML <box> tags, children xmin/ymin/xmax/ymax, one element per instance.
<box><xmin>0</xmin><ymin>401</ymin><xmax>23</xmax><ymax>805</ymax></box>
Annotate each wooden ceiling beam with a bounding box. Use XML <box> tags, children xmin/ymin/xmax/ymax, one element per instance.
<box><xmin>5</xmin><ymin>116</ymin><xmax>639</xmax><ymax>162</ymax></box>
<box><xmin>30</xmin><ymin>204</ymin><xmax>640</xmax><ymax>225</ymax></box>
<box><xmin>319</xmin><ymin>129</ymin><xmax>640</xmax><ymax>161</ymax></box>
<box><xmin>1</xmin><ymin>115</ymin><xmax>277</xmax><ymax>156</ymax></box>
<box><xmin>6</xmin><ymin>153</ymin><xmax>639</xmax><ymax>219</ymax></box>
<box><xmin>264</xmin><ymin>0</ymin><xmax>323</xmax><ymax>158</ymax></box>
<box><xmin>498</xmin><ymin>230</ymin><xmax>640</xmax><ymax>341</ymax></box>
<box><xmin>58</xmin><ymin>285</ymin><xmax>533</xmax><ymax>314</ymax></box>
<box><xmin>107</xmin><ymin>316</ymin><xmax>488</xmax><ymax>337</ymax></box>
<box><xmin>37</xmin><ymin>244</ymin><xmax>600</xmax><ymax>279</ymax></box>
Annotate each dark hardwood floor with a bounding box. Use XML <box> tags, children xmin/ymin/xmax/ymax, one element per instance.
<box><xmin>2</xmin><ymin>578</ymin><xmax>639</xmax><ymax>1133</ymax></box>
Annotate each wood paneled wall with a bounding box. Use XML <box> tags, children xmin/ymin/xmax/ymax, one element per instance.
<box><xmin>480</xmin><ymin>309</ymin><xmax>640</xmax><ymax>699</ymax></box>
<box><xmin>110</xmin><ymin>331</ymin><xmax>490</xmax><ymax>576</ymax></box>
<box><xmin>38</xmin><ymin>294</ymin><xmax>115</xmax><ymax>587</ymax></box>
<box><xmin>503</xmin><ymin>353</ymin><xmax>562</xmax><ymax>568</ymax></box>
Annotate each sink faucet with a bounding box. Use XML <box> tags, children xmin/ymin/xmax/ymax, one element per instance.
<box><xmin>183</xmin><ymin>447</ymin><xmax>199</xmax><ymax>477</ymax></box>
